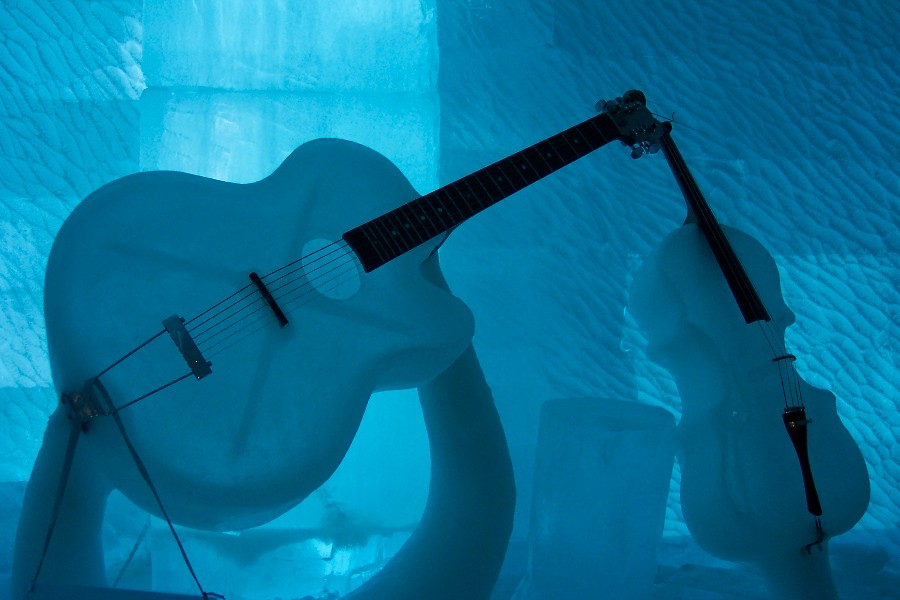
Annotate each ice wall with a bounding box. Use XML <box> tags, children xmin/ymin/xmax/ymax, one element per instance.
<box><xmin>0</xmin><ymin>0</ymin><xmax>142</xmax><ymax>473</ymax></box>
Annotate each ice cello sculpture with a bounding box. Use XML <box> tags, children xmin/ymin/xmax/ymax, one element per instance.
<box><xmin>513</xmin><ymin>398</ymin><xmax>675</xmax><ymax>600</ymax></box>
<box><xmin>628</xmin><ymin>127</ymin><xmax>869</xmax><ymax>599</ymax></box>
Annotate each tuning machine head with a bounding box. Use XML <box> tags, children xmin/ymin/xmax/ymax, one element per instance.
<box><xmin>598</xmin><ymin>90</ymin><xmax>670</xmax><ymax>159</ymax></box>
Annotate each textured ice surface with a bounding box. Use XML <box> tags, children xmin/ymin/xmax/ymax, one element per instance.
<box><xmin>514</xmin><ymin>399</ymin><xmax>675</xmax><ymax>599</ymax></box>
<box><xmin>140</xmin><ymin>0</ymin><xmax>439</xmax><ymax>189</ymax></box>
<box><xmin>1</xmin><ymin>0</ymin><xmax>898</xmax><ymax>598</ymax></box>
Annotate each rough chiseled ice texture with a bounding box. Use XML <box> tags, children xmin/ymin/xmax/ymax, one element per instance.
<box><xmin>1</xmin><ymin>0</ymin><xmax>898</xmax><ymax>598</ymax></box>
<box><xmin>0</xmin><ymin>0</ymin><xmax>143</xmax><ymax>480</ymax></box>
<box><xmin>514</xmin><ymin>399</ymin><xmax>675</xmax><ymax>600</ymax></box>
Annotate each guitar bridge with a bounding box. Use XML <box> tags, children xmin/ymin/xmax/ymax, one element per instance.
<box><xmin>250</xmin><ymin>271</ymin><xmax>289</xmax><ymax>327</ymax></box>
<box><xmin>163</xmin><ymin>315</ymin><xmax>212</xmax><ymax>379</ymax></box>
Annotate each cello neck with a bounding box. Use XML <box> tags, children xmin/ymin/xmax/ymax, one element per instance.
<box><xmin>659</xmin><ymin>132</ymin><xmax>771</xmax><ymax>324</ymax></box>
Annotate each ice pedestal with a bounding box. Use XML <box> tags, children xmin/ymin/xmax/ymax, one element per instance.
<box><xmin>514</xmin><ymin>398</ymin><xmax>675</xmax><ymax>600</ymax></box>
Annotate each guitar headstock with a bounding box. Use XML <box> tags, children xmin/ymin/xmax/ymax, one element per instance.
<box><xmin>597</xmin><ymin>90</ymin><xmax>671</xmax><ymax>159</ymax></box>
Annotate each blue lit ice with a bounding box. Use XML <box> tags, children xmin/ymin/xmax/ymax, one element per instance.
<box><xmin>1</xmin><ymin>0</ymin><xmax>897</xmax><ymax>598</ymax></box>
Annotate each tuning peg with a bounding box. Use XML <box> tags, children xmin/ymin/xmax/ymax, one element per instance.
<box><xmin>595</xmin><ymin>99</ymin><xmax>617</xmax><ymax>113</ymax></box>
<box><xmin>630</xmin><ymin>145</ymin><xmax>645</xmax><ymax>159</ymax></box>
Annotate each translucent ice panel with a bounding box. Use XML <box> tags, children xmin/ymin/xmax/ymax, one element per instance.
<box><xmin>139</xmin><ymin>89</ymin><xmax>438</xmax><ymax>191</ymax></box>
<box><xmin>142</xmin><ymin>0</ymin><xmax>437</xmax><ymax>93</ymax></box>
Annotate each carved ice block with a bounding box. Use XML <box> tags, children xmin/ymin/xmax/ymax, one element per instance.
<box><xmin>516</xmin><ymin>398</ymin><xmax>675</xmax><ymax>600</ymax></box>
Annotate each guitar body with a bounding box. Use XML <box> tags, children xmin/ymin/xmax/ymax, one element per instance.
<box><xmin>44</xmin><ymin>138</ymin><xmax>475</xmax><ymax>531</ymax></box>
<box><xmin>629</xmin><ymin>224</ymin><xmax>869</xmax><ymax>560</ymax></box>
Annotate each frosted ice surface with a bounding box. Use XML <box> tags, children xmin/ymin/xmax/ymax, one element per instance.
<box><xmin>139</xmin><ymin>88</ymin><xmax>439</xmax><ymax>192</ymax></box>
<box><xmin>515</xmin><ymin>398</ymin><xmax>675</xmax><ymax>600</ymax></box>
<box><xmin>0</xmin><ymin>0</ymin><xmax>143</xmax><ymax>480</ymax></box>
<box><xmin>140</xmin><ymin>0</ymin><xmax>439</xmax><ymax>193</ymax></box>
<box><xmin>143</xmin><ymin>0</ymin><xmax>437</xmax><ymax>93</ymax></box>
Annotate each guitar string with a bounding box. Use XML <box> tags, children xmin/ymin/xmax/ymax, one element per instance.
<box><xmin>186</xmin><ymin>241</ymin><xmax>349</xmax><ymax>340</ymax></box>
<box><xmin>179</xmin><ymin>241</ymin><xmax>348</xmax><ymax>333</ymax></box>
<box><xmin>198</xmin><ymin>123</ymin><xmax>612</xmax><ymax>364</ymax></box>
<box><xmin>89</xmin><ymin>252</ymin><xmax>362</xmax><ymax>414</ymax></box>
<box><xmin>662</xmin><ymin>133</ymin><xmax>803</xmax><ymax>409</ymax></box>
<box><xmin>199</xmin><ymin>250</ymin><xmax>361</xmax><ymax>356</ymax></box>
<box><xmin>88</xmin><ymin>124</ymin><xmax>570</xmax><ymax>389</ymax></box>
<box><xmin>191</xmin><ymin>243</ymin><xmax>354</xmax><ymax>347</ymax></box>
<box><xmin>188</xmin><ymin>122</ymin><xmax>589</xmax><ymax>353</ymax></box>
<box><xmin>88</xmin><ymin>109</ymin><xmax>616</xmax><ymax>407</ymax></box>
<box><xmin>204</xmin><ymin>262</ymin><xmax>363</xmax><ymax>361</ymax></box>
<box><xmin>85</xmin><ymin>240</ymin><xmax>356</xmax><ymax>385</ymax></box>
<box><xmin>188</xmin><ymin>112</ymin><xmax>614</xmax><ymax>353</ymax></box>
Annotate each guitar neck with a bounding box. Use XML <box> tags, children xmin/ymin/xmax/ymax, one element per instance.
<box><xmin>343</xmin><ymin>111</ymin><xmax>620</xmax><ymax>272</ymax></box>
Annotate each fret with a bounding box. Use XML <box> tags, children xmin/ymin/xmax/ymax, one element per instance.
<box><xmin>437</xmin><ymin>186</ymin><xmax>465</xmax><ymax>223</ymax></box>
<box><xmin>484</xmin><ymin>163</ymin><xmax>518</xmax><ymax>198</ymax></box>
<box><xmin>503</xmin><ymin>154</ymin><xmax>531</xmax><ymax>187</ymax></box>
<box><xmin>472</xmin><ymin>169</ymin><xmax>505</xmax><ymax>204</ymax></box>
<box><xmin>399</xmin><ymin>203</ymin><xmax>426</xmax><ymax>243</ymax></box>
<box><xmin>520</xmin><ymin>145</ymin><xmax>555</xmax><ymax>178</ymax></box>
<box><xmin>374</xmin><ymin>214</ymin><xmax>407</xmax><ymax>254</ymax></box>
<box><xmin>344</xmin><ymin>109</ymin><xmax>622</xmax><ymax>272</ymax></box>
<box><xmin>365</xmin><ymin>223</ymin><xmax>391</xmax><ymax>260</ymax></box>
<box><xmin>372</xmin><ymin>220</ymin><xmax>397</xmax><ymax>256</ymax></box>
<box><xmin>408</xmin><ymin>197</ymin><xmax>440</xmax><ymax>238</ymax></box>
<box><xmin>544</xmin><ymin>136</ymin><xmax>578</xmax><ymax>165</ymax></box>
<box><xmin>465</xmin><ymin>174</ymin><xmax>493</xmax><ymax>209</ymax></box>
<box><xmin>434</xmin><ymin>196</ymin><xmax>453</xmax><ymax>228</ymax></box>
<box><xmin>429</xmin><ymin>194</ymin><xmax>452</xmax><ymax>229</ymax></box>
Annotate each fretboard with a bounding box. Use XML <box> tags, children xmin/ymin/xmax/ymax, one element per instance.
<box><xmin>343</xmin><ymin>111</ymin><xmax>620</xmax><ymax>272</ymax></box>
<box><xmin>659</xmin><ymin>132</ymin><xmax>771</xmax><ymax>324</ymax></box>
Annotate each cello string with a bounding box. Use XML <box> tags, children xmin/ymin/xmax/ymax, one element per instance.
<box><xmin>759</xmin><ymin>319</ymin><xmax>805</xmax><ymax>408</ymax></box>
<box><xmin>663</xmin><ymin>135</ymin><xmax>768</xmax><ymax>324</ymax></box>
<box><xmin>663</xmin><ymin>134</ymin><xmax>806</xmax><ymax>410</ymax></box>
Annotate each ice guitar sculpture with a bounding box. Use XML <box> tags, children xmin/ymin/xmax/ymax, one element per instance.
<box><xmin>628</xmin><ymin>98</ymin><xmax>869</xmax><ymax>599</ymax></box>
<box><xmin>14</xmin><ymin>92</ymin><xmax>667</xmax><ymax>594</ymax></box>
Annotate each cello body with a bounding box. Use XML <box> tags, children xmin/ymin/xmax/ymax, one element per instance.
<box><xmin>630</xmin><ymin>222</ymin><xmax>869</xmax><ymax>596</ymax></box>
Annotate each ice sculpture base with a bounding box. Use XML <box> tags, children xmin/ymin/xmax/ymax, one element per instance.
<box><xmin>755</xmin><ymin>545</ymin><xmax>838</xmax><ymax>600</ymax></box>
<box><xmin>514</xmin><ymin>397</ymin><xmax>675</xmax><ymax>600</ymax></box>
